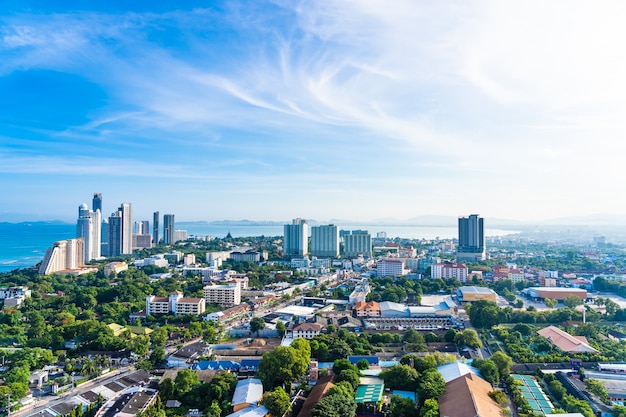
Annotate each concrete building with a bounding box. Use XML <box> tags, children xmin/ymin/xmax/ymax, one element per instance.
<box><xmin>174</xmin><ymin>230</ymin><xmax>188</xmax><ymax>242</ymax></box>
<box><xmin>203</xmin><ymin>283</ymin><xmax>241</xmax><ymax>306</ymax></box>
<box><xmin>289</xmin><ymin>323</ymin><xmax>324</xmax><ymax>339</ymax></box>
<box><xmin>39</xmin><ymin>238</ymin><xmax>85</xmax><ymax>275</ymax></box>
<box><xmin>525</xmin><ymin>287</ymin><xmax>588</xmax><ymax>301</ymax></box>
<box><xmin>456</xmin><ymin>286</ymin><xmax>497</xmax><ymax>302</ymax></box>
<box><xmin>310</xmin><ymin>224</ymin><xmax>339</xmax><ymax>258</ymax></box>
<box><xmin>457</xmin><ymin>214</ymin><xmax>486</xmax><ymax>262</ymax></box>
<box><xmin>164</xmin><ymin>214</ymin><xmax>175</xmax><ymax>244</ymax></box>
<box><xmin>108</xmin><ymin>203</ymin><xmax>133</xmax><ymax>256</ymax></box>
<box><xmin>104</xmin><ymin>261</ymin><xmax>128</xmax><ymax>277</ymax></box>
<box><xmin>439</xmin><ymin>373</ymin><xmax>502</xmax><ymax>417</ymax></box>
<box><xmin>284</xmin><ymin>218</ymin><xmax>308</xmax><ymax>257</ymax></box>
<box><xmin>432</xmin><ymin>263</ymin><xmax>468</xmax><ymax>282</ymax></box>
<box><xmin>354</xmin><ymin>301</ymin><xmax>381</xmax><ymax>317</ymax></box>
<box><xmin>376</xmin><ymin>259</ymin><xmax>408</xmax><ymax>277</ymax></box>
<box><xmin>231</xmin><ymin>250</ymin><xmax>261</xmax><ymax>262</ymax></box>
<box><xmin>77</xmin><ymin>203</ymin><xmax>102</xmax><ymax>262</ymax></box>
<box><xmin>133</xmin><ymin>234</ymin><xmax>152</xmax><ymax>250</ymax></box>
<box><xmin>153</xmin><ymin>211</ymin><xmax>160</xmax><ymax>245</ymax></box>
<box><xmin>343</xmin><ymin>230</ymin><xmax>372</xmax><ymax>258</ymax></box>
<box><xmin>146</xmin><ymin>292</ymin><xmax>206</xmax><ymax>316</ymax></box>
<box><xmin>232</xmin><ymin>378</ymin><xmax>264</xmax><ymax>412</ymax></box>
<box><xmin>349</xmin><ymin>282</ymin><xmax>371</xmax><ymax>305</ymax></box>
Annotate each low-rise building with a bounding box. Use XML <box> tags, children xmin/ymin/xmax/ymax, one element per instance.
<box><xmin>104</xmin><ymin>261</ymin><xmax>128</xmax><ymax>277</ymax></box>
<box><xmin>146</xmin><ymin>292</ymin><xmax>206</xmax><ymax>316</ymax></box>
<box><xmin>289</xmin><ymin>323</ymin><xmax>324</xmax><ymax>339</ymax></box>
<box><xmin>457</xmin><ymin>286</ymin><xmax>497</xmax><ymax>302</ymax></box>
<box><xmin>354</xmin><ymin>301</ymin><xmax>381</xmax><ymax>317</ymax></box>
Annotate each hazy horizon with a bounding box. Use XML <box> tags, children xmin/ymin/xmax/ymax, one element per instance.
<box><xmin>2</xmin><ymin>1</ymin><xmax>626</xmax><ymax>222</ymax></box>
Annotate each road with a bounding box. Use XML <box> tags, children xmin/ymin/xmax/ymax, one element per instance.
<box><xmin>13</xmin><ymin>367</ymin><xmax>132</xmax><ymax>417</ymax></box>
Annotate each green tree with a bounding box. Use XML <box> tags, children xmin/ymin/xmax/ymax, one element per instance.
<box><xmin>417</xmin><ymin>369</ymin><xmax>445</xmax><ymax>403</ymax></box>
<box><xmin>380</xmin><ymin>364</ymin><xmax>419</xmax><ymax>391</ymax></box>
<box><xmin>544</xmin><ymin>298</ymin><xmax>558</xmax><ymax>308</ymax></box>
<box><xmin>390</xmin><ymin>394</ymin><xmax>419</xmax><ymax>417</ymax></box>
<box><xmin>472</xmin><ymin>359</ymin><xmax>499</xmax><ymax>386</ymax></box>
<box><xmin>563</xmin><ymin>296</ymin><xmax>584</xmax><ymax>308</ymax></box>
<box><xmin>418</xmin><ymin>398</ymin><xmax>438</xmax><ymax>417</ymax></box>
<box><xmin>336</xmin><ymin>369</ymin><xmax>360</xmax><ymax>391</ymax></box>
<box><xmin>250</xmin><ymin>317</ymin><xmax>266</xmax><ymax>336</ymax></box>
<box><xmin>311</xmin><ymin>393</ymin><xmax>356</xmax><ymax>417</ymax></box>
<box><xmin>258</xmin><ymin>346</ymin><xmax>308</xmax><ymax>390</ymax></box>
<box><xmin>276</xmin><ymin>320</ymin><xmax>286</xmax><ymax>337</ymax></box>
<box><xmin>263</xmin><ymin>387</ymin><xmax>291</xmax><ymax>417</ymax></box>
<box><xmin>490</xmin><ymin>351</ymin><xmax>513</xmax><ymax>376</ymax></box>
<box><xmin>356</xmin><ymin>359</ymin><xmax>370</xmax><ymax>370</ymax></box>
<box><xmin>174</xmin><ymin>369</ymin><xmax>199</xmax><ymax>395</ymax></box>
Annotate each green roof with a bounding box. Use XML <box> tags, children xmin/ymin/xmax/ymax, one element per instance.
<box><xmin>355</xmin><ymin>384</ymin><xmax>384</xmax><ymax>404</ymax></box>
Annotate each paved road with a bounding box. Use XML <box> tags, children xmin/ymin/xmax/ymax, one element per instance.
<box><xmin>13</xmin><ymin>367</ymin><xmax>132</xmax><ymax>417</ymax></box>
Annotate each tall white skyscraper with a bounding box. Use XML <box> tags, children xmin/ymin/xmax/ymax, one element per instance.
<box><xmin>76</xmin><ymin>203</ymin><xmax>101</xmax><ymax>262</ymax></box>
<box><xmin>283</xmin><ymin>218</ymin><xmax>309</xmax><ymax>257</ymax></box>
<box><xmin>310</xmin><ymin>224</ymin><xmax>339</xmax><ymax>258</ymax></box>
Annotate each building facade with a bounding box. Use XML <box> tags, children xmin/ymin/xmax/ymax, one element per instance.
<box><xmin>164</xmin><ymin>214</ymin><xmax>175</xmax><ymax>244</ymax></box>
<box><xmin>39</xmin><ymin>238</ymin><xmax>85</xmax><ymax>275</ymax></box>
<box><xmin>310</xmin><ymin>224</ymin><xmax>339</xmax><ymax>258</ymax></box>
<box><xmin>376</xmin><ymin>259</ymin><xmax>407</xmax><ymax>277</ymax></box>
<box><xmin>77</xmin><ymin>203</ymin><xmax>101</xmax><ymax>262</ymax></box>
<box><xmin>153</xmin><ymin>211</ymin><xmax>160</xmax><ymax>245</ymax></box>
<box><xmin>284</xmin><ymin>218</ymin><xmax>309</xmax><ymax>257</ymax></box>
<box><xmin>457</xmin><ymin>214</ymin><xmax>486</xmax><ymax>262</ymax></box>
<box><xmin>108</xmin><ymin>203</ymin><xmax>133</xmax><ymax>256</ymax></box>
<box><xmin>203</xmin><ymin>283</ymin><xmax>241</xmax><ymax>306</ymax></box>
<box><xmin>343</xmin><ymin>230</ymin><xmax>372</xmax><ymax>258</ymax></box>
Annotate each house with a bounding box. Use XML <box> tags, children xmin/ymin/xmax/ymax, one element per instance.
<box><xmin>289</xmin><ymin>323</ymin><xmax>324</xmax><ymax>339</ymax></box>
<box><xmin>354</xmin><ymin>301</ymin><xmax>381</xmax><ymax>317</ymax></box>
<box><xmin>298</xmin><ymin>376</ymin><xmax>335</xmax><ymax>417</ymax></box>
<box><xmin>608</xmin><ymin>330</ymin><xmax>626</xmax><ymax>342</ymax></box>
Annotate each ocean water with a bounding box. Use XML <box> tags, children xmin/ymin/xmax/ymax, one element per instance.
<box><xmin>0</xmin><ymin>222</ymin><xmax>518</xmax><ymax>273</ymax></box>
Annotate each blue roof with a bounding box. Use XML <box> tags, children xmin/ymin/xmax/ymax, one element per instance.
<box><xmin>241</xmin><ymin>359</ymin><xmax>261</xmax><ymax>367</ymax></box>
<box><xmin>348</xmin><ymin>356</ymin><xmax>379</xmax><ymax>365</ymax></box>
<box><xmin>193</xmin><ymin>360</ymin><xmax>241</xmax><ymax>371</ymax></box>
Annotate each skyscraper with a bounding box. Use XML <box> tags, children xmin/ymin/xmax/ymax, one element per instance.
<box><xmin>343</xmin><ymin>230</ymin><xmax>372</xmax><ymax>258</ymax></box>
<box><xmin>310</xmin><ymin>224</ymin><xmax>339</xmax><ymax>258</ymax></box>
<box><xmin>283</xmin><ymin>218</ymin><xmax>309</xmax><ymax>257</ymax></box>
<box><xmin>135</xmin><ymin>220</ymin><xmax>150</xmax><ymax>235</ymax></box>
<box><xmin>457</xmin><ymin>214</ymin><xmax>486</xmax><ymax>262</ymax></box>
<box><xmin>92</xmin><ymin>193</ymin><xmax>102</xmax><ymax>212</ymax></box>
<box><xmin>76</xmin><ymin>203</ymin><xmax>101</xmax><ymax>262</ymax></box>
<box><xmin>163</xmin><ymin>214</ymin><xmax>175</xmax><ymax>245</ymax></box>
<box><xmin>153</xmin><ymin>211</ymin><xmax>160</xmax><ymax>245</ymax></box>
<box><xmin>108</xmin><ymin>203</ymin><xmax>132</xmax><ymax>256</ymax></box>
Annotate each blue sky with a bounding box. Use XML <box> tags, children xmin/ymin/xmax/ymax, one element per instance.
<box><xmin>2</xmin><ymin>1</ymin><xmax>626</xmax><ymax>223</ymax></box>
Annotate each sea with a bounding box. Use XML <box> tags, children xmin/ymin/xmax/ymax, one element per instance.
<box><xmin>0</xmin><ymin>221</ymin><xmax>519</xmax><ymax>273</ymax></box>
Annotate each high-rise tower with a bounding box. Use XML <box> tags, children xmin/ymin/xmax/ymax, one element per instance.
<box><xmin>92</xmin><ymin>193</ymin><xmax>102</xmax><ymax>212</ymax></box>
<box><xmin>153</xmin><ymin>211</ymin><xmax>160</xmax><ymax>245</ymax></box>
<box><xmin>457</xmin><ymin>214</ymin><xmax>486</xmax><ymax>262</ymax></box>
<box><xmin>163</xmin><ymin>214</ymin><xmax>175</xmax><ymax>245</ymax></box>
<box><xmin>311</xmin><ymin>224</ymin><xmax>339</xmax><ymax>258</ymax></box>
<box><xmin>283</xmin><ymin>218</ymin><xmax>309</xmax><ymax>257</ymax></box>
<box><xmin>108</xmin><ymin>203</ymin><xmax>132</xmax><ymax>256</ymax></box>
<box><xmin>76</xmin><ymin>203</ymin><xmax>101</xmax><ymax>262</ymax></box>
<box><xmin>343</xmin><ymin>230</ymin><xmax>372</xmax><ymax>258</ymax></box>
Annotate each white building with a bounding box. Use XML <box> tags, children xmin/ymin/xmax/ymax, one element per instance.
<box><xmin>146</xmin><ymin>292</ymin><xmax>206</xmax><ymax>316</ymax></box>
<box><xmin>432</xmin><ymin>263</ymin><xmax>468</xmax><ymax>282</ymax></box>
<box><xmin>376</xmin><ymin>259</ymin><xmax>408</xmax><ymax>277</ymax></box>
<box><xmin>310</xmin><ymin>224</ymin><xmax>339</xmax><ymax>258</ymax></box>
<box><xmin>0</xmin><ymin>286</ymin><xmax>31</xmax><ymax>300</ymax></box>
<box><xmin>349</xmin><ymin>282</ymin><xmax>371</xmax><ymax>305</ymax></box>
<box><xmin>203</xmin><ymin>283</ymin><xmax>241</xmax><ymax>306</ymax></box>
<box><xmin>104</xmin><ymin>261</ymin><xmax>128</xmax><ymax>277</ymax></box>
<box><xmin>77</xmin><ymin>203</ymin><xmax>101</xmax><ymax>262</ymax></box>
<box><xmin>343</xmin><ymin>231</ymin><xmax>372</xmax><ymax>258</ymax></box>
<box><xmin>39</xmin><ymin>238</ymin><xmax>85</xmax><ymax>275</ymax></box>
<box><xmin>284</xmin><ymin>218</ymin><xmax>309</xmax><ymax>257</ymax></box>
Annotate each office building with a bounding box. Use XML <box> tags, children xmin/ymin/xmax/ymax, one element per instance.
<box><xmin>343</xmin><ymin>230</ymin><xmax>372</xmax><ymax>258</ymax></box>
<box><xmin>39</xmin><ymin>238</ymin><xmax>85</xmax><ymax>275</ymax></box>
<box><xmin>108</xmin><ymin>203</ymin><xmax>133</xmax><ymax>256</ymax></box>
<box><xmin>310</xmin><ymin>224</ymin><xmax>339</xmax><ymax>258</ymax></box>
<box><xmin>92</xmin><ymin>192</ymin><xmax>103</xmax><ymax>252</ymax></box>
<box><xmin>153</xmin><ymin>211</ymin><xmax>159</xmax><ymax>245</ymax></box>
<box><xmin>164</xmin><ymin>214</ymin><xmax>175</xmax><ymax>245</ymax></box>
<box><xmin>92</xmin><ymin>193</ymin><xmax>102</xmax><ymax>212</ymax></box>
<box><xmin>457</xmin><ymin>214</ymin><xmax>486</xmax><ymax>262</ymax></box>
<box><xmin>135</xmin><ymin>220</ymin><xmax>150</xmax><ymax>235</ymax></box>
<box><xmin>203</xmin><ymin>283</ymin><xmax>241</xmax><ymax>306</ymax></box>
<box><xmin>284</xmin><ymin>218</ymin><xmax>309</xmax><ymax>257</ymax></box>
<box><xmin>76</xmin><ymin>203</ymin><xmax>101</xmax><ymax>262</ymax></box>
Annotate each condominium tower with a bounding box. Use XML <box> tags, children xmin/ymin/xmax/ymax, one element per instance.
<box><xmin>76</xmin><ymin>203</ymin><xmax>101</xmax><ymax>262</ymax></box>
<box><xmin>343</xmin><ymin>230</ymin><xmax>372</xmax><ymax>258</ymax></box>
<box><xmin>163</xmin><ymin>214</ymin><xmax>175</xmax><ymax>245</ymax></box>
<box><xmin>284</xmin><ymin>218</ymin><xmax>308</xmax><ymax>257</ymax></box>
<box><xmin>108</xmin><ymin>203</ymin><xmax>133</xmax><ymax>256</ymax></box>
<box><xmin>310</xmin><ymin>224</ymin><xmax>339</xmax><ymax>258</ymax></box>
<box><xmin>457</xmin><ymin>214</ymin><xmax>486</xmax><ymax>262</ymax></box>
<box><xmin>153</xmin><ymin>211</ymin><xmax>160</xmax><ymax>245</ymax></box>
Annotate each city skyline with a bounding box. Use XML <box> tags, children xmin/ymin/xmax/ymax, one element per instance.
<box><xmin>2</xmin><ymin>1</ymin><xmax>626</xmax><ymax>222</ymax></box>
